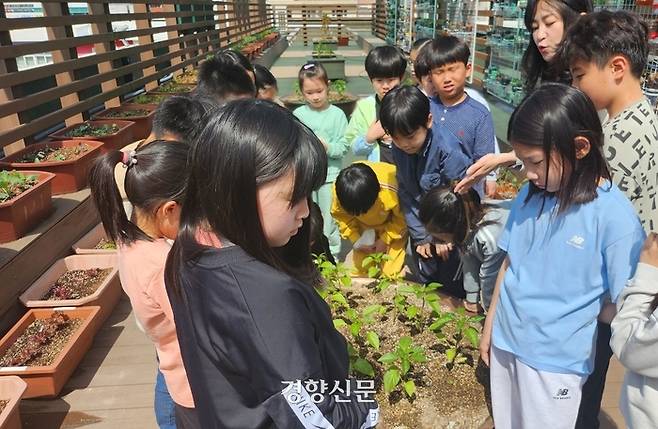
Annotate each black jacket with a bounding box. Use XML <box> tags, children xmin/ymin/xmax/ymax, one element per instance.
<box><xmin>167</xmin><ymin>245</ymin><xmax>379</xmax><ymax>428</ymax></box>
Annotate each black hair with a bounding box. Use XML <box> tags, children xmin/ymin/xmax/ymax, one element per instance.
<box><xmin>335</xmin><ymin>163</ymin><xmax>380</xmax><ymax>216</ymax></box>
<box><xmin>89</xmin><ymin>140</ymin><xmax>189</xmax><ymax>245</ymax></box>
<box><xmin>562</xmin><ymin>10</ymin><xmax>649</xmax><ymax>79</ymax></box>
<box><xmin>413</xmin><ymin>42</ymin><xmax>432</xmax><ymax>79</ymax></box>
<box><xmin>423</xmin><ymin>34</ymin><xmax>470</xmax><ymax>69</ymax></box>
<box><xmin>419</xmin><ymin>186</ymin><xmax>491</xmax><ymax>248</ymax></box>
<box><xmin>380</xmin><ymin>85</ymin><xmax>430</xmax><ymax>137</ymax></box>
<box><xmin>309</xmin><ymin>200</ymin><xmax>336</xmax><ymax>264</ymax></box>
<box><xmin>365</xmin><ymin>45</ymin><xmax>407</xmax><ymax>80</ymax></box>
<box><xmin>651</xmin><ymin>294</ymin><xmax>658</xmax><ymax>313</ymax></box>
<box><xmin>254</xmin><ymin>64</ymin><xmax>278</xmax><ymax>91</ymax></box>
<box><xmin>194</xmin><ymin>51</ymin><xmax>256</xmax><ymax>102</ymax></box>
<box><xmin>411</xmin><ymin>38</ymin><xmax>431</xmax><ymax>52</ymax></box>
<box><xmin>298</xmin><ymin>62</ymin><xmax>329</xmax><ymax>89</ymax></box>
<box><xmin>508</xmin><ymin>83</ymin><xmax>610</xmax><ymax>215</ymax></box>
<box><xmin>521</xmin><ymin>0</ymin><xmax>592</xmax><ymax>91</ymax></box>
<box><xmin>165</xmin><ymin>99</ymin><xmax>327</xmax><ymax>296</ymax></box>
<box><xmin>222</xmin><ymin>49</ymin><xmax>254</xmax><ymax>73</ymax></box>
<box><xmin>151</xmin><ymin>96</ymin><xmax>209</xmax><ymax>142</ymax></box>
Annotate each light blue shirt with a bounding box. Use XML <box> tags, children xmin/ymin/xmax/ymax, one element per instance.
<box><xmin>493</xmin><ymin>182</ymin><xmax>645</xmax><ymax>375</ymax></box>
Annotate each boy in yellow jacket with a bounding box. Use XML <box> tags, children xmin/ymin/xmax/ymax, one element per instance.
<box><xmin>331</xmin><ymin>162</ymin><xmax>407</xmax><ymax>277</ymax></box>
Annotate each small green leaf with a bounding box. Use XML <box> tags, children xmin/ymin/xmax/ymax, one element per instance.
<box><xmin>367</xmin><ymin>266</ymin><xmax>380</xmax><ymax>278</ymax></box>
<box><xmin>399</xmin><ymin>336</ymin><xmax>412</xmax><ymax>350</ymax></box>
<box><xmin>383</xmin><ymin>369</ymin><xmax>401</xmax><ymax>394</ymax></box>
<box><xmin>401</xmin><ymin>358</ymin><xmax>411</xmax><ymax>375</ymax></box>
<box><xmin>411</xmin><ymin>350</ymin><xmax>427</xmax><ymax>363</ymax></box>
<box><xmin>465</xmin><ymin>326</ymin><xmax>480</xmax><ymax>348</ymax></box>
<box><xmin>332</xmin><ymin>293</ymin><xmax>348</xmax><ymax>307</ymax></box>
<box><xmin>397</xmin><ymin>285</ymin><xmax>416</xmax><ymax>294</ymax></box>
<box><xmin>406</xmin><ymin>305</ymin><xmax>419</xmax><ymax>318</ymax></box>
<box><xmin>366</xmin><ymin>331</ymin><xmax>380</xmax><ymax>351</ymax></box>
<box><xmin>378</xmin><ymin>352</ymin><xmax>398</xmax><ymax>364</ymax></box>
<box><xmin>429</xmin><ymin>315</ymin><xmax>454</xmax><ymax>332</ymax></box>
<box><xmin>446</xmin><ymin>348</ymin><xmax>457</xmax><ymax>363</ymax></box>
<box><xmin>353</xmin><ymin>358</ymin><xmax>375</xmax><ymax>377</ymax></box>
<box><xmin>362</xmin><ymin>256</ymin><xmax>373</xmax><ymax>268</ymax></box>
<box><xmin>333</xmin><ymin>319</ymin><xmax>347</xmax><ymax>329</ymax></box>
<box><xmin>350</xmin><ymin>321</ymin><xmax>362</xmax><ymax>337</ymax></box>
<box><xmin>340</xmin><ymin>276</ymin><xmax>352</xmax><ymax>286</ymax></box>
<box><xmin>426</xmin><ymin>282</ymin><xmax>442</xmax><ymax>290</ymax></box>
<box><xmin>403</xmin><ymin>380</ymin><xmax>416</xmax><ymax>397</ymax></box>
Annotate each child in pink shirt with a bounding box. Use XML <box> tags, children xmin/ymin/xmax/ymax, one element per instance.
<box><xmin>89</xmin><ymin>140</ymin><xmax>198</xmax><ymax>428</ymax></box>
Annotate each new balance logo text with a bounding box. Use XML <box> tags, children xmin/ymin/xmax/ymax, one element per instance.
<box><xmin>566</xmin><ymin>235</ymin><xmax>585</xmax><ymax>249</ymax></box>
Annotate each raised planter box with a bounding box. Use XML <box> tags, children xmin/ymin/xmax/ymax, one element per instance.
<box><xmin>148</xmin><ymin>83</ymin><xmax>195</xmax><ymax>96</ymax></box>
<box><xmin>0</xmin><ymin>376</ymin><xmax>27</xmax><ymax>429</ymax></box>
<box><xmin>254</xmin><ymin>35</ymin><xmax>289</xmax><ymax>69</ymax></box>
<box><xmin>19</xmin><ymin>254</ymin><xmax>120</xmax><ymax>330</ymax></box>
<box><xmin>281</xmin><ymin>95</ymin><xmax>358</xmax><ymax>119</ymax></box>
<box><xmin>307</xmin><ymin>56</ymin><xmax>345</xmax><ymax>81</ymax></box>
<box><xmin>0</xmin><ymin>140</ymin><xmax>104</xmax><ymax>195</ymax></box>
<box><xmin>48</xmin><ymin>120</ymin><xmax>135</xmax><ymax>154</ymax></box>
<box><xmin>0</xmin><ymin>306</ymin><xmax>101</xmax><ymax>398</ymax></box>
<box><xmin>0</xmin><ymin>171</ymin><xmax>55</xmax><ymax>244</ymax></box>
<box><xmin>92</xmin><ymin>104</ymin><xmax>158</xmax><ymax>141</ymax></box>
<box><xmin>72</xmin><ymin>223</ymin><xmax>116</xmax><ymax>255</ymax></box>
<box><xmin>313</xmin><ymin>40</ymin><xmax>338</xmax><ymax>51</ymax></box>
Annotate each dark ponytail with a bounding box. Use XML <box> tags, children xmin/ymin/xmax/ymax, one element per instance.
<box><xmin>650</xmin><ymin>295</ymin><xmax>658</xmax><ymax>313</ymax></box>
<box><xmin>89</xmin><ymin>140</ymin><xmax>189</xmax><ymax>245</ymax></box>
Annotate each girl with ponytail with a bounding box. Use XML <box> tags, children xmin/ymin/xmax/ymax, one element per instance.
<box><xmin>89</xmin><ymin>140</ymin><xmax>199</xmax><ymax>428</ymax></box>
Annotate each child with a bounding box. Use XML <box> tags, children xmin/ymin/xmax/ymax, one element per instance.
<box><xmin>165</xmin><ymin>100</ymin><xmax>379</xmax><ymax>428</ymax></box>
<box><xmin>611</xmin><ymin>232</ymin><xmax>658</xmax><ymax>429</ymax></box>
<box><xmin>412</xmin><ymin>38</ymin><xmax>500</xmax><ymax>197</ymax></box>
<box><xmin>480</xmin><ymin>83</ymin><xmax>645</xmax><ymax>428</ymax></box>
<box><xmin>293</xmin><ymin>62</ymin><xmax>349</xmax><ymax>257</ymax></box>
<box><xmin>89</xmin><ymin>141</ymin><xmax>199</xmax><ymax>428</ymax></box>
<box><xmin>331</xmin><ymin>161</ymin><xmax>407</xmax><ymax>277</ymax></box>
<box><xmin>379</xmin><ymin>85</ymin><xmax>471</xmax><ymax>292</ymax></box>
<box><xmin>253</xmin><ymin>64</ymin><xmax>284</xmax><ymax>106</ymax></box>
<box><xmin>564</xmin><ymin>10</ymin><xmax>658</xmax><ymax>233</ymax></box>
<box><xmin>347</xmin><ymin>45</ymin><xmax>407</xmax><ymax>164</ymax></box>
<box><xmin>424</xmin><ymin>35</ymin><xmax>496</xmax><ymax>197</ymax></box>
<box><xmin>563</xmin><ymin>12</ymin><xmax>658</xmax><ymax>427</ymax></box>
<box><xmin>419</xmin><ymin>186</ymin><xmax>508</xmax><ymax>312</ymax></box>
<box><xmin>193</xmin><ymin>50</ymin><xmax>255</xmax><ymax>104</ymax></box>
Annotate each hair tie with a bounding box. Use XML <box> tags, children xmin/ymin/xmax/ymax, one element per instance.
<box><xmin>122</xmin><ymin>150</ymin><xmax>137</xmax><ymax>167</ymax></box>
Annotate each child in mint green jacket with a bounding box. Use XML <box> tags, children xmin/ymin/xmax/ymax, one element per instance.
<box><xmin>293</xmin><ymin>62</ymin><xmax>349</xmax><ymax>257</ymax></box>
<box><xmin>346</xmin><ymin>46</ymin><xmax>407</xmax><ymax>164</ymax></box>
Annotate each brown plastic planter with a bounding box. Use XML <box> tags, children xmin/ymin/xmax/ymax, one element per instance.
<box><xmin>338</xmin><ymin>36</ymin><xmax>349</xmax><ymax>46</ymax></box>
<box><xmin>92</xmin><ymin>104</ymin><xmax>158</xmax><ymax>141</ymax></box>
<box><xmin>0</xmin><ymin>376</ymin><xmax>27</xmax><ymax>429</ymax></box>
<box><xmin>48</xmin><ymin>120</ymin><xmax>135</xmax><ymax>154</ymax></box>
<box><xmin>0</xmin><ymin>171</ymin><xmax>55</xmax><ymax>244</ymax></box>
<box><xmin>0</xmin><ymin>306</ymin><xmax>101</xmax><ymax>398</ymax></box>
<box><xmin>0</xmin><ymin>140</ymin><xmax>104</xmax><ymax>195</ymax></box>
<box><xmin>19</xmin><ymin>254</ymin><xmax>121</xmax><ymax>330</ymax></box>
<box><xmin>72</xmin><ymin>223</ymin><xmax>116</xmax><ymax>255</ymax></box>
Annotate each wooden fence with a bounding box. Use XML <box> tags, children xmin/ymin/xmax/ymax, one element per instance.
<box><xmin>0</xmin><ymin>0</ymin><xmax>274</xmax><ymax>155</ymax></box>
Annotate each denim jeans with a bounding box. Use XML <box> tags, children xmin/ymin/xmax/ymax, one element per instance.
<box><xmin>155</xmin><ymin>367</ymin><xmax>177</xmax><ymax>429</ymax></box>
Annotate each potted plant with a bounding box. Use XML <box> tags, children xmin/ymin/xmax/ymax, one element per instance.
<box><xmin>0</xmin><ymin>170</ymin><xmax>55</xmax><ymax>244</ymax></box>
<box><xmin>0</xmin><ymin>140</ymin><xmax>104</xmax><ymax>195</ymax></box>
<box><xmin>282</xmin><ymin>80</ymin><xmax>358</xmax><ymax>118</ymax></box>
<box><xmin>92</xmin><ymin>104</ymin><xmax>158</xmax><ymax>140</ymax></box>
<box><xmin>147</xmin><ymin>81</ymin><xmax>195</xmax><ymax>96</ymax></box>
<box><xmin>312</xmin><ymin>43</ymin><xmax>337</xmax><ymax>59</ymax></box>
<box><xmin>72</xmin><ymin>223</ymin><xmax>117</xmax><ymax>255</ymax></box>
<box><xmin>308</xmin><ymin>46</ymin><xmax>345</xmax><ymax>80</ymax></box>
<box><xmin>0</xmin><ymin>376</ymin><xmax>27</xmax><ymax>429</ymax></box>
<box><xmin>126</xmin><ymin>93</ymin><xmax>169</xmax><ymax>105</ymax></box>
<box><xmin>48</xmin><ymin>120</ymin><xmax>135</xmax><ymax>154</ymax></box>
<box><xmin>313</xmin><ymin>13</ymin><xmax>338</xmax><ymax>51</ymax></box>
<box><xmin>19</xmin><ymin>254</ymin><xmax>121</xmax><ymax>329</ymax></box>
<box><xmin>0</xmin><ymin>307</ymin><xmax>101</xmax><ymax>398</ymax></box>
<box><xmin>491</xmin><ymin>167</ymin><xmax>525</xmax><ymax>200</ymax></box>
<box><xmin>337</xmin><ymin>35</ymin><xmax>349</xmax><ymax>46</ymax></box>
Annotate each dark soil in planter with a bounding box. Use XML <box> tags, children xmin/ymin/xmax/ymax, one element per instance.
<box><xmin>64</xmin><ymin>123</ymin><xmax>119</xmax><ymax>138</ymax></box>
<box><xmin>329</xmin><ymin>278</ymin><xmax>490</xmax><ymax>428</ymax></box>
<box><xmin>95</xmin><ymin>238</ymin><xmax>117</xmax><ymax>250</ymax></box>
<box><xmin>131</xmin><ymin>94</ymin><xmax>168</xmax><ymax>104</ymax></box>
<box><xmin>42</xmin><ymin>268</ymin><xmax>112</xmax><ymax>300</ymax></box>
<box><xmin>17</xmin><ymin>143</ymin><xmax>92</xmax><ymax>163</ymax></box>
<box><xmin>97</xmin><ymin>109</ymin><xmax>149</xmax><ymax>118</ymax></box>
<box><xmin>0</xmin><ymin>171</ymin><xmax>38</xmax><ymax>203</ymax></box>
<box><xmin>0</xmin><ymin>312</ymin><xmax>83</xmax><ymax>367</ymax></box>
<box><xmin>154</xmin><ymin>83</ymin><xmax>193</xmax><ymax>93</ymax></box>
<box><xmin>0</xmin><ymin>399</ymin><xmax>7</xmax><ymax>414</ymax></box>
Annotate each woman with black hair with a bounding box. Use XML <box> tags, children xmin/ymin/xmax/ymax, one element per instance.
<box><xmin>165</xmin><ymin>99</ymin><xmax>379</xmax><ymax>428</ymax></box>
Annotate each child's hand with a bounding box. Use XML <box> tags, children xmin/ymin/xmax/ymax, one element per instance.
<box><xmin>485</xmin><ymin>180</ymin><xmax>497</xmax><ymax>198</ymax></box>
<box><xmin>416</xmin><ymin>243</ymin><xmax>433</xmax><ymax>258</ymax></box>
<box><xmin>365</xmin><ymin>121</ymin><xmax>387</xmax><ymax>144</ymax></box>
<box><xmin>480</xmin><ymin>316</ymin><xmax>493</xmax><ymax>366</ymax></box>
<box><xmin>435</xmin><ymin>243</ymin><xmax>453</xmax><ymax>261</ymax></box>
<box><xmin>640</xmin><ymin>232</ymin><xmax>658</xmax><ymax>268</ymax></box>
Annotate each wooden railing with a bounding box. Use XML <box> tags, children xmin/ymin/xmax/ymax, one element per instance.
<box><xmin>0</xmin><ymin>0</ymin><xmax>274</xmax><ymax>155</ymax></box>
<box><xmin>372</xmin><ymin>0</ymin><xmax>387</xmax><ymax>40</ymax></box>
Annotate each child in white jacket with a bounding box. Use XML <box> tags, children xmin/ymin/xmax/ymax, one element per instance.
<box><xmin>611</xmin><ymin>232</ymin><xmax>658</xmax><ymax>429</ymax></box>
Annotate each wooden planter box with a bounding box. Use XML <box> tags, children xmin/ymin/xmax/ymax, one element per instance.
<box><xmin>48</xmin><ymin>120</ymin><xmax>135</xmax><ymax>154</ymax></box>
<box><xmin>19</xmin><ymin>254</ymin><xmax>120</xmax><ymax>330</ymax></box>
<box><xmin>72</xmin><ymin>223</ymin><xmax>116</xmax><ymax>255</ymax></box>
<box><xmin>0</xmin><ymin>171</ymin><xmax>55</xmax><ymax>244</ymax></box>
<box><xmin>0</xmin><ymin>376</ymin><xmax>27</xmax><ymax>429</ymax></box>
<box><xmin>92</xmin><ymin>104</ymin><xmax>158</xmax><ymax>141</ymax></box>
<box><xmin>307</xmin><ymin>56</ymin><xmax>345</xmax><ymax>80</ymax></box>
<box><xmin>0</xmin><ymin>307</ymin><xmax>101</xmax><ymax>398</ymax></box>
<box><xmin>0</xmin><ymin>141</ymin><xmax>104</xmax><ymax>195</ymax></box>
